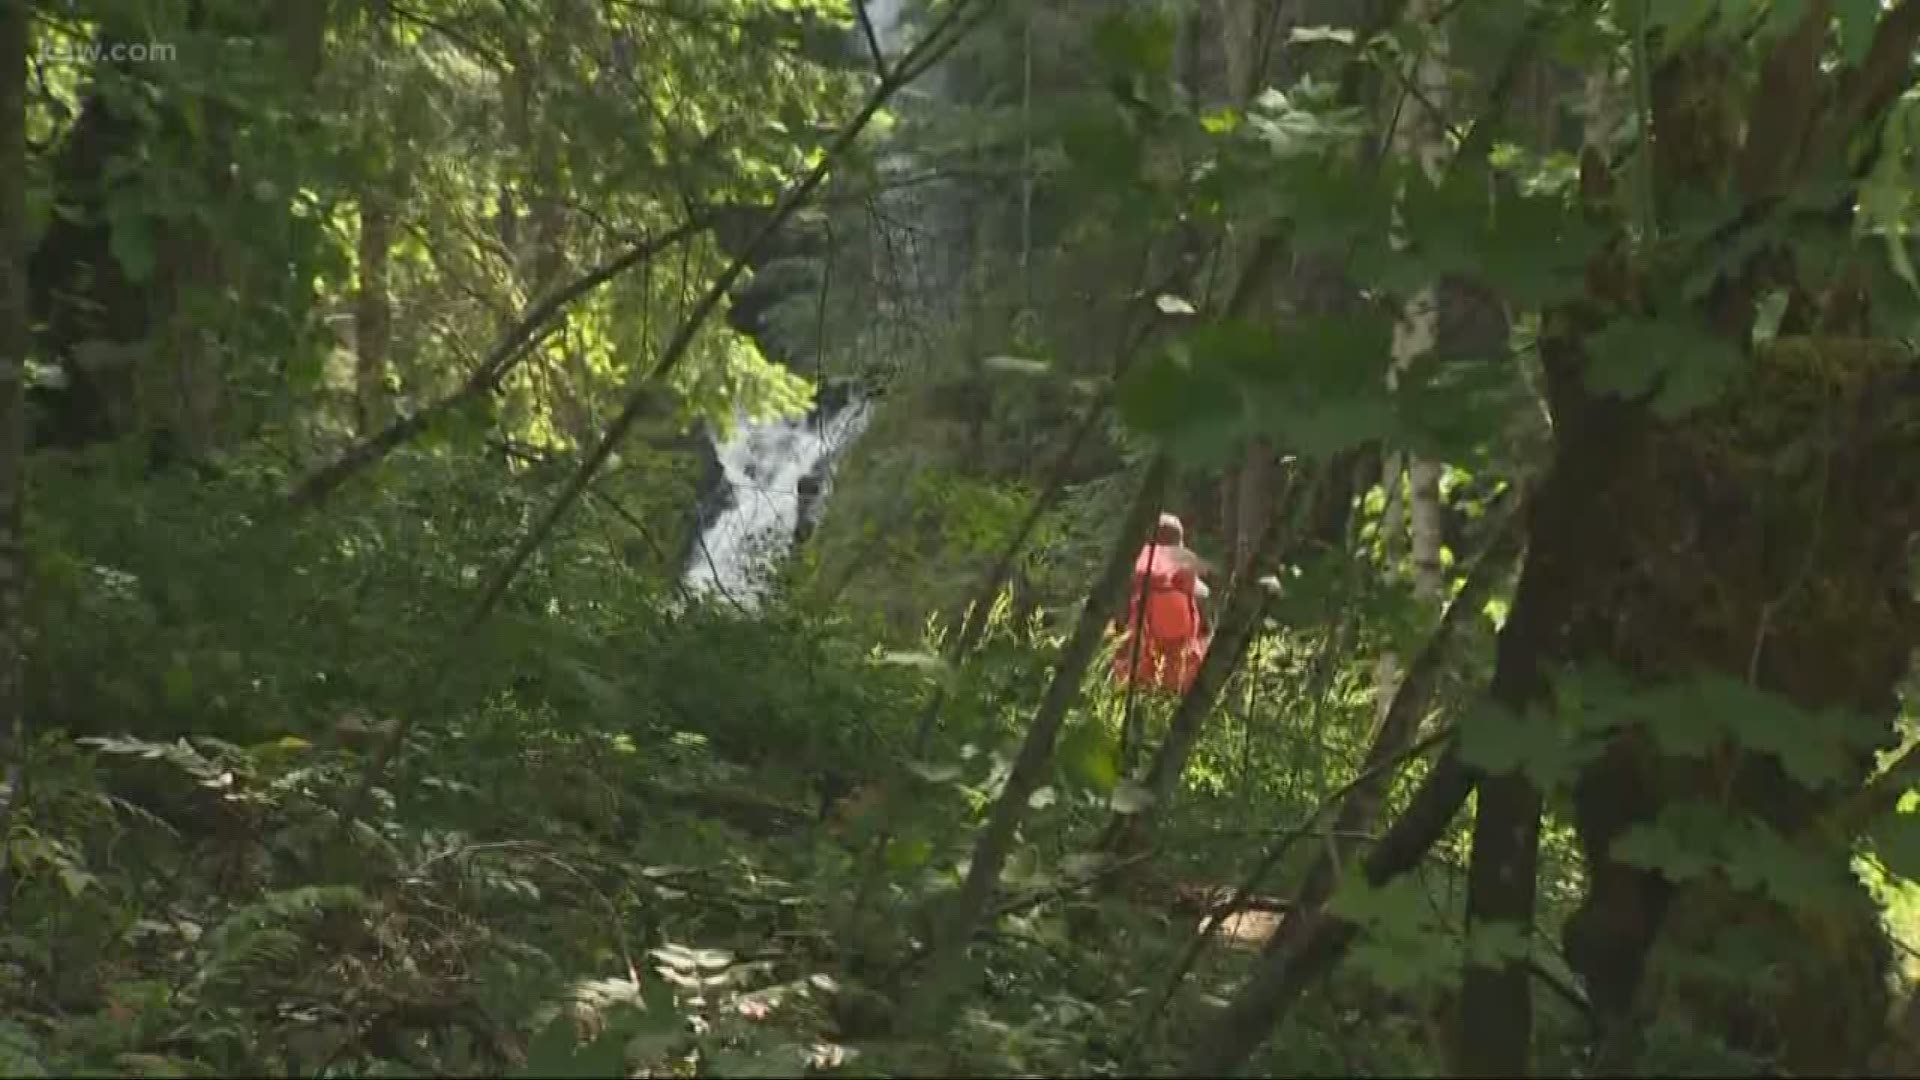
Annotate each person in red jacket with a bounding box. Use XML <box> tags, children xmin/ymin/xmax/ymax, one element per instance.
<box><xmin>1111</xmin><ymin>513</ymin><xmax>1211</xmax><ymax>695</ymax></box>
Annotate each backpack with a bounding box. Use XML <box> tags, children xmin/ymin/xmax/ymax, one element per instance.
<box><xmin>1124</xmin><ymin>545</ymin><xmax>1199</xmax><ymax>644</ymax></box>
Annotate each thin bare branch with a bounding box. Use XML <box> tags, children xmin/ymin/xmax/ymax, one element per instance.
<box><xmin>852</xmin><ymin>0</ymin><xmax>889</xmax><ymax>80</ymax></box>
<box><xmin>287</xmin><ymin>216</ymin><xmax>709</xmax><ymax>509</ymax></box>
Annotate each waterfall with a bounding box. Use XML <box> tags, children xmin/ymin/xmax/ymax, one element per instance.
<box><xmin>678</xmin><ymin>0</ymin><xmax>929</xmax><ymax>606</ymax></box>
<box><xmin>682</xmin><ymin>398</ymin><xmax>872</xmax><ymax>604</ymax></box>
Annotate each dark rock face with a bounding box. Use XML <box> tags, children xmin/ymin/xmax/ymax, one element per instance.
<box><xmin>793</xmin><ymin>473</ymin><xmax>825</xmax><ymax>547</ymax></box>
<box><xmin>713</xmin><ymin>200</ymin><xmax>833</xmax><ymax>369</ymax></box>
<box><xmin>793</xmin><ymin>383</ymin><xmax>865</xmax><ymax>548</ymax></box>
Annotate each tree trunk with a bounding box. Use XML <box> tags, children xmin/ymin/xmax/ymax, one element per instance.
<box><xmin>1504</xmin><ymin>17</ymin><xmax>1920</xmax><ymax>1070</ymax></box>
<box><xmin>355</xmin><ymin>194</ymin><xmax>394</xmax><ymax>434</ymax></box>
<box><xmin>905</xmin><ymin>455</ymin><xmax>1170</xmax><ymax>1030</ymax></box>
<box><xmin>1372</xmin><ymin>0</ymin><xmax>1449</xmax><ymax>754</ymax></box>
<box><xmin>1370</xmin><ymin>451</ymin><xmax>1406</xmax><ymax>737</ymax></box>
<box><xmin>0</xmin><ymin>0</ymin><xmax>27</xmax><ymax>907</ymax></box>
<box><xmin>281</xmin><ymin>0</ymin><xmax>331</xmax><ymax>90</ymax></box>
<box><xmin>1234</xmin><ymin>439</ymin><xmax>1275</xmax><ymax>582</ymax></box>
<box><xmin>1407</xmin><ymin>457</ymin><xmax>1443</xmax><ymax>599</ymax></box>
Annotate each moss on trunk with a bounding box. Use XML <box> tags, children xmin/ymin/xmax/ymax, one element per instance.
<box><xmin>1553</xmin><ymin>336</ymin><xmax>1920</xmax><ymax>1070</ymax></box>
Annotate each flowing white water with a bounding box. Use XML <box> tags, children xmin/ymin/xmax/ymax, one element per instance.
<box><xmin>682</xmin><ymin>398</ymin><xmax>873</xmax><ymax>605</ymax></box>
<box><xmin>681</xmin><ymin>0</ymin><xmax>939</xmax><ymax>605</ymax></box>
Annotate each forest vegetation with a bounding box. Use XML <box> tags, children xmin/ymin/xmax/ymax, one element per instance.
<box><xmin>7</xmin><ymin>0</ymin><xmax>1920</xmax><ymax>1075</ymax></box>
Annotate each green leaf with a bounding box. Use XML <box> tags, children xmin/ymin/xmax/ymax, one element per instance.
<box><xmin>1330</xmin><ymin>875</ymin><xmax>1458</xmax><ymax>992</ymax></box>
<box><xmin>58</xmin><ymin>865</ymin><xmax>96</xmax><ymax>898</ymax></box>
<box><xmin>1858</xmin><ymin>104</ymin><xmax>1920</xmax><ymax>292</ymax></box>
<box><xmin>1090</xmin><ymin>9</ymin><xmax>1176</xmax><ymax>80</ymax></box>
<box><xmin>0</xmin><ymin>1021</ymin><xmax>48</xmax><ymax>1078</ymax></box>
<box><xmin>1584</xmin><ymin>315</ymin><xmax>1742</xmax><ymax>419</ymax></box>
<box><xmin>1463</xmin><ymin>921</ymin><xmax>1532</xmax><ymax>971</ymax></box>
<box><xmin>1279</xmin><ymin>160</ymin><xmax>1393</xmax><ymax>258</ymax></box>
<box><xmin>1750</xmin><ymin>288</ymin><xmax>1789</xmax><ymax>347</ymax></box>
<box><xmin>1116</xmin><ymin>341</ymin><xmax>1246</xmax><ymax>467</ymax></box>
<box><xmin>1474</xmin><ymin>192</ymin><xmax>1601</xmax><ymax>308</ymax></box>
<box><xmin>1199</xmin><ymin>108</ymin><xmax>1239</xmax><ymax>135</ymax></box>
<box><xmin>1614</xmin><ymin>812</ymin><xmax>1716</xmax><ymax>884</ymax></box>
<box><xmin>1835</xmin><ymin>0</ymin><xmax>1882</xmax><ymax>67</ymax></box>
<box><xmin>1398</xmin><ymin>170</ymin><xmax>1489</xmax><ymax>281</ymax></box>
<box><xmin>109</xmin><ymin>215</ymin><xmax>157</xmax><ymax>284</ymax></box>
<box><xmin>1241</xmin><ymin>315</ymin><xmax>1398</xmax><ymax>456</ymax></box>
<box><xmin>1457</xmin><ymin>699</ymin><xmax>1595</xmax><ymax>792</ymax></box>
<box><xmin>1059</xmin><ymin>721</ymin><xmax>1119</xmax><ymax>793</ymax></box>
<box><xmin>162</xmin><ymin>661</ymin><xmax>195</xmax><ymax>709</ymax></box>
<box><xmin>886</xmin><ymin>836</ymin><xmax>933</xmax><ymax>872</ymax></box>
<box><xmin>1618</xmin><ymin>801</ymin><xmax>1856</xmax><ymax>910</ymax></box>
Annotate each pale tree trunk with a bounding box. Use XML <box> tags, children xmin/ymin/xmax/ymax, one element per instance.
<box><xmin>1407</xmin><ymin>465</ymin><xmax>1443</xmax><ymax>599</ymax></box>
<box><xmin>1234</xmin><ymin>439</ymin><xmax>1274</xmax><ymax>582</ymax></box>
<box><xmin>1390</xmin><ymin>16</ymin><xmax>1452</xmax><ymax>547</ymax></box>
<box><xmin>1369</xmin><ymin>451</ymin><xmax>1406</xmax><ymax>736</ymax></box>
<box><xmin>1370</xmin><ymin>0</ymin><xmax>1450</xmax><ymax>735</ymax></box>
<box><xmin>0</xmin><ymin>0</ymin><xmax>28</xmax><ymax>905</ymax></box>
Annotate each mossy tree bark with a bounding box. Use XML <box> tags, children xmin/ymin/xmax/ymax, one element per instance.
<box><xmin>1459</xmin><ymin>7</ymin><xmax>1920</xmax><ymax>1071</ymax></box>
